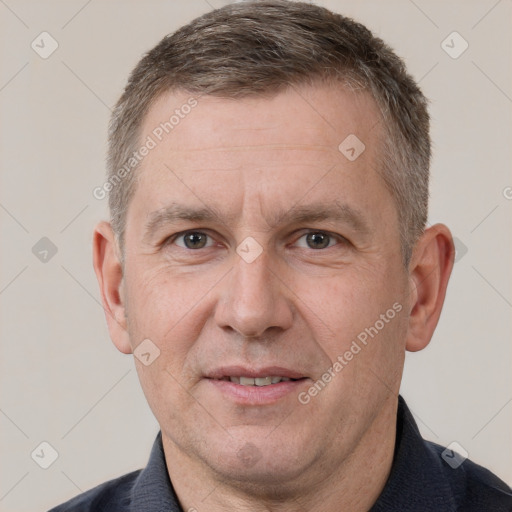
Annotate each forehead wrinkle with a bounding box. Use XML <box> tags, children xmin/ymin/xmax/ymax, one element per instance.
<box><xmin>157</xmin><ymin>162</ymin><xmax>336</xmax><ymax>174</ymax></box>
<box><xmin>162</xmin><ymin>143</ymin><xmax>337</xmax><ymax>154</ymax></box>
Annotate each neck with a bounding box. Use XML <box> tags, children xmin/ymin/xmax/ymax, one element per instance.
<box><xmin>163</xmin><ymin>396</ymin><xmax>398</xmax><ymax>512</ymax></box>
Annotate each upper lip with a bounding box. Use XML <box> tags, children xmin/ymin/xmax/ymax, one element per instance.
<box><xmin>206</xmin><ymin>366</ymin><xmax>307</xmax><ymax>380</ymax></box>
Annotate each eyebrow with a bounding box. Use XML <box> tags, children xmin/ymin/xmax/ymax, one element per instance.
<box><xmin>271</xmin><ymin>203</ymin><xmax>370</xmax><ymax>234</ymax></box>
<box><xmin>143</xmin><ymin>204</ymin><xmax>235</xmax><ymax>242</ymax></box>
<box><xmin>143</xmin><ymin>201</ymin><xmax>371</xmax><ymax>242</ymax></box>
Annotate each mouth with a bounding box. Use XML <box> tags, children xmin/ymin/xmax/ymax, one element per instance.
<box><xmin>219</xmin><ymin>375</ymin><xmax>299</xmax><ymax>386</ymax></box>
<box><xmin>205</xmin><ymin>366</ymin><xmax>309</xmax><ymax>404</ymax></box>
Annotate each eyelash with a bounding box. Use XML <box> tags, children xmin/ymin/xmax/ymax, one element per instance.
<box><xmin>165</xmin><ymin>229</ymin><xmax>348</xmax><ymax>251</ymax></box>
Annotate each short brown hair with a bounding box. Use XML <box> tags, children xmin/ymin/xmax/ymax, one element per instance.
<box><xmin>107</xmin><ymin>0</ymin><xmax>430</xmax><ymax>265</ymax></box>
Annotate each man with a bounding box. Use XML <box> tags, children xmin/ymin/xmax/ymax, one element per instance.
<box><xmin>51</xmin><ymin>1</ymin><xmax>512</xmax><ymax>510</ymax></box>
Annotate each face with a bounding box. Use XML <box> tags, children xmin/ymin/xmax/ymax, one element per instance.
<box><xmin>114</xmin><ymin>84</ymin><xmax>413</xmax><ymax>488</ymax></box>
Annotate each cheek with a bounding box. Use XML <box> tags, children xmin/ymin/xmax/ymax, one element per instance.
<box><xmin>300</xmin><ymin>271</ymin><xmax>389</xmax><ymax>334</ymax></box>
<box><xmin>124</xmin><ymin>263</ymin><xmax>224</xmax><ymax>371</ymax></box>
<box><xmin>126</xmin><ymin>265</ymin><xmax>200</xmax><ymax>333</ymax></box>
<box><xmin>299</xmin><ymin>266</ymin><xmax>407</xmax><ymax>372</ymax></box>
<box><xmin>125</xmin><ymin>268</ymin><xmax>210</xmax><ymax>425</ymax></box>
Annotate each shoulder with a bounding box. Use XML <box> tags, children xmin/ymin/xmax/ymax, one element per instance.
<box><xmin>48</xmin><ymin>431</ymin><xmax>181</xmax><ymax>511</ymax></box>
<box><xmin>47</xmin><ymin>469</ymin><xmax>142</xmax><ymax>512</ymax></box>
<box><xmin>373</xmin><ymin>397</ymin><xmax>512</xmax><ymax>511</ymax></box>
<box><xmin>425</xmin><ymin>440</ymin><xmax>512</xmax><ymax>511</ymax></box>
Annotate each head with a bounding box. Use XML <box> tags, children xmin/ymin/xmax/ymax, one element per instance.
<box><xmin>107</xmin><ymin>0</ymin><xmax>431</xmax><ymax>268</ymax></box>
<box><xmin>94</xmin><ymin>0</ymin><xmax>454</xmax><ymax>500</ymax></box>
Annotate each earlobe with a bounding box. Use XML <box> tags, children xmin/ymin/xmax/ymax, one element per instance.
<box><xmin>405</xmin><ymin>224</ymin><xmax>455</xmax><ymax>352</ymax></box>
<box><xmin>92</xmin><ymin>221</ymin><xmax>133</xmax><ymax>354</ymax></box>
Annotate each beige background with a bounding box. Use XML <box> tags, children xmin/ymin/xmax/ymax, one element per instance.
<box><xmin>0</xmin><ymin>1</ymin><xmax>511</xmax><ymax>510</ymax></box>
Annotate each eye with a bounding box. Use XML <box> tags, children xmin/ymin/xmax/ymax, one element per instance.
<box><xmin>174</xmin><ymin>231</ymin><xmax>214</xmax><ymax>250</ymax></box>
<box><xmin>295</xmin><ymin>231</ymin><xmax>342</xmax><ymax>250</ymax></box>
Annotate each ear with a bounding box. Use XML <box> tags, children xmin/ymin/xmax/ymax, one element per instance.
<box><xmin>405</xmin><ymin>223</ymin><xmax>455</xmax><ymax>352</ymax></box>
<box><xmin>92</xmin><ymin>221</ymin><xmax>132</xmax><ymax>354</ymax></box>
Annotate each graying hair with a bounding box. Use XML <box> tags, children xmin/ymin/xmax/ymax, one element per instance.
<box><xmin>107</xmin><ymin>0</ymin><xmax>430</xmax><ymax>266</ymax></box>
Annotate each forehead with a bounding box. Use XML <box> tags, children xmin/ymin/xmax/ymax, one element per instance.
<box><xmin>141</xmin><ymin>83</ymin><xmax>382</xmax><ymax>157</ymax></box>
<box><xmin>128</xmin><ymin>83</ymin><xmax>394</xmax><ymax>233</ymax></box>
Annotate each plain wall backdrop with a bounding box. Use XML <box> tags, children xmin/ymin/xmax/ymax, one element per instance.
<box><xmin>0</xmin><ymin>1</ymin><xmax>511</xmax><ymax>510</ymax></box>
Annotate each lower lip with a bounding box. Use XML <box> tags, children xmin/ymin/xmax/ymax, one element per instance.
<box><xmin>207</xmin><ymin>378</ymin><xmax>308</xmax><ymax>404</ymax></box>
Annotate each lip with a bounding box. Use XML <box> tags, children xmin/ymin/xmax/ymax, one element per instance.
<box><xmin>205</xmin><ymin>366</ymin><xmax>309</xmax><ymax>405</ymax></box>
<box><xmin>207</xmin><ymin>378</ymin><xmax>308</xmax><ymax>404</ymax></box>
<box><xmin>206</xmin><ymin>365</ymin><xmax>306</xmax><ymax>380</ymax></box>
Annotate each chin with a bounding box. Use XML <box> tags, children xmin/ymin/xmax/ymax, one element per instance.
<box><xmin>207</xmin><ymin>433</ymin><xmax>315</xmax><ymax>490</ymax></box>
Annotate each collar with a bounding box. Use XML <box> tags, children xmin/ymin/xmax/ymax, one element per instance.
<box><xmin>130</xmin><ymin>431</ymin><xmax>182</xmax><ymax>512</ymax></box>
<box><xmin>370</xmin><ymin>395</ymin><xmax>457</xmax><ymax>511</ymax></box>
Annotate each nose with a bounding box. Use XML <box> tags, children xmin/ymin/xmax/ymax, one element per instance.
<box><xmin>214</xmin><ymin>249</ymin><xmax>294</xmax><ymax>339</ymax></box>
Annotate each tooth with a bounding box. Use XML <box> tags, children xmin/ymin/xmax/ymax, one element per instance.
<box><xmin>271</xmin><ymin>376</ymin><xmax>281</xmax><ymax>384</ymax></box>
<box><xmin>240</xmin><ymin>376</ymin><xmax>255</xmax><ymax>386</ymax></box>
<box><xmin>280</xmin><ymin>377</ymin><xmax>290</xmax><ymax>382</ymax></box>
<box><xmin>229</xmin><ymin>376</ymin><xmax>240</xmax><ymax>384</ymax></box>
<box><xmin>255</xmin><ymin>377</ymin><xmax>272</xmax><ymax>386</ymax></box>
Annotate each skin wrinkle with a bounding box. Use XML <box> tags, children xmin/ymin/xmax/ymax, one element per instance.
<box><xmin>94</xmin><ymin>81</ymin><xmax>454</xmax><ymax>512</ymax></box>
<box><xmin>161</xmin><ymin>144</ymin><xmax>337</xmax><ymax>152</ymax></box>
